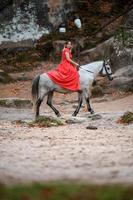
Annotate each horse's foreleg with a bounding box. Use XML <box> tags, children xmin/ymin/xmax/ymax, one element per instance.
<box><xmin>85</xmin><ymin>96</ymin><xmax>94</xmax><ymax>114</ymax></box>
<box><xmin>47</xmin><ymin>91</ymin><xmax>61</xmax><ymax>117</ymax></box>
<box><xmin>72</xmin><ymin>91</ymin><xmax>83</xmax><ymax>116</ymax></box>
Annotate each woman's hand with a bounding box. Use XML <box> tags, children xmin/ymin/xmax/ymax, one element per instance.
<box><xmin>75</xmin><ymin>63</ymin><xmax>80</xmax><ymax>71</ymax></box>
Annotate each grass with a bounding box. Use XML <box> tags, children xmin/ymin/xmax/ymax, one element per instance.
<box><xmin>29</xmin><ymin>116</ymin><xmax>64</xmax><ymax>128</ymax></box>
<box><xmin>118</xmin><ymin>111</ymin><xmax>133</xmax><ymax>124</ymax></box>
<box><xmin>11</xmin><ymin>116</ymin><xmax>64</xmax><ymax>128</ymax></box>
<box><xmin>0</xmin><ymin>182</ymin><xmax>133</xmax><ymax>200</ymax></box>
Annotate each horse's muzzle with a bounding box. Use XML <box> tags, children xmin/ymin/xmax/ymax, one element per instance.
<box><xmin>109</xmin><ymin>76</ymin><xmax>113</xmax><ymax>81</ymax></box>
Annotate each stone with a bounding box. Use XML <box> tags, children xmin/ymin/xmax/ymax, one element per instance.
<box><xmin>65</xmin><ymin>117</ymin><xmax>85</xmax><ymax>124</ymax></box>
<box><xmin>88</xmin><ymin>114</ymin><xmax>102</xmax><ymax>120</ymax></box>
<box><xmin>86</xmin><ymin>125</ymin><xmax>97</xmax><ymax>130</ymax></box>
<box><xmin>111</xmin><ymin>65</ymin><xmax>133</xmax><ymax>92</ymax></box>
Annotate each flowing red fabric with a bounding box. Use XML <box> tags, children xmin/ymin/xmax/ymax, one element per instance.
<box><xmin>47</xmin><ymin>48</ymin><xmax>80</xmax><ymax>91</ymax></box>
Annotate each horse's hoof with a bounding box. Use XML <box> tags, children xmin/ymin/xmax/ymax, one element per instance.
<box><xmin>72</xmin><ymin>113</ymin><xmax>77</xmax><ymax>117</ymax></box>
<box><xmin>90</xmin><ymin>110</ymin><xmax>94</xmax><ymax>114</ymax></box>
<box><xmin>88</xmin><ymin>108</ymin><xmax>94</xmax><ymax>114</ymax></box>
<box><xmin>57</xmin><ymin>113</ymin><xmax>61</xmax><ymax>117</ymax></box>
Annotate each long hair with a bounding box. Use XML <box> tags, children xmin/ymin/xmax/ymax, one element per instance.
<box><xmin>64</xmin><ymin>41</ymin><xmax>72</xmax><ymax>47</ymax></box>
<box><xmin>64</xmin><ymin>41</ymin><xmax>72</xmax><ymax>53</ymax></box>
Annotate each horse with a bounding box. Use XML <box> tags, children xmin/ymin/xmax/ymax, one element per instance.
<box><xmin>31</xmin><ymin>60</ymin><xmax>113</xmax><ymax>118</ymax></box>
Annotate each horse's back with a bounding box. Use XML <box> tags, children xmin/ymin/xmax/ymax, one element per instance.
<box><xmin>39</xmin><ymin>73</ymin><xmax>55</xmax><ymax>89</ymax></box>
<box><xmin>39</xmin><ymin>73</ymin><xmax>71</xmax><ymax>93</ymax></box>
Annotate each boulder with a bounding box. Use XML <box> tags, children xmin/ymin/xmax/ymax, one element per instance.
<box><xmin>111</xmin><ymin>65</ymin><xmax>133</xmax><ymax>92</ymax></box>
<box><xmin>0</xmin><ymin>40</ymin><xmax>34</xmax><ymax>51</ymax></box>
<box><xmin>80</xmin><ymin>38</ymin><xmax>113</xmax><ymax>65</ymax></box>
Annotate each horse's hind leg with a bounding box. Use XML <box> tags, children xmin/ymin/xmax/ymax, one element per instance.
<box><xmin>35</xmin><ymin>88</ymin><xmax>47</xmax><ymax>118</ymax></box>
<box><xmin>72</xmin><ymin>91</ymin><xmax>83</xmax><ymax>116</ymax></box>
<box><xmin>47</xmin><ymin>91</ymin><xmax>61</xmax><ymax>117</ymax></box>
<box><xmin>36</xmin><ymin>98</ymin><xmax>43</xmax><ymax>118</ymax></box>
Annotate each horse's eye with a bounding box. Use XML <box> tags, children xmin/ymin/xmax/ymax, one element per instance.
<box><xmin>107</xmin><ymin>67</ymin><xmax>110</xmax><ymax>70</ymax></box>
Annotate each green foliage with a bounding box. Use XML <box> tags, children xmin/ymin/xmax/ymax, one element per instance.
<box><xmin>114</xmin><ymin>27</ymin><xmax>133</xmax><ymax>48</ymax></box>
<box><xmin>0</xmin><ymin>182</ymin><xmax>133</xmax><ymax>200</ymax></box>
<box><xmin>0</xmin><ymin>99</ymin><xmax>6</xmax><ymax>106</ymax></box>
<box><xmin>119</xmin><ymin>111</ymin><xmax>133</xmax><ymax>124</ymax></box>
<box><xmin>29</xmin><ymin>116</ymin><xmax>64</xmax><ymax>128</ymax></box>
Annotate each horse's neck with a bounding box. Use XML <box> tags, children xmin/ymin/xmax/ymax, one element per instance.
<box><xmin>93</xmin><ymin>62</ymin><xmax>103</xmax><ymax>78</ymax></box>
<box><xmin>81</xmin><ymin>61</ymin><xmax>103</xmax><ymax>78</ymax></box>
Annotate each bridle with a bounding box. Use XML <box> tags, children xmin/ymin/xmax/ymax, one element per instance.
<box><xmin>101</xmin><ymin>61</ymin><xmax>113</xmax><ymax>80</ymax></box>
<box><xmin>79</xmin><ymin>61</ymin><xmax>113</xmax><ymax>80</ymax></box>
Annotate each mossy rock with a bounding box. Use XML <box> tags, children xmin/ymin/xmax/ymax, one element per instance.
<box><xmin>0</xmin><ymin>98</ymin><xmax>32</xmax><ymax>108</ymax></box>
<box><xmin>29</xmin><ymin>116</ymin><xmax>64</xmax><ymax>128</ymax></box>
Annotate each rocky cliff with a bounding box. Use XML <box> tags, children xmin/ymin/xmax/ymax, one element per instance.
<box><xmin>0</xmin><ymin>0</ymin><xmax>132</xmax><ymax>45</ymax></box>
<box><xmin>0</xmin><ymin>0</ymin><xmax>75</xmax><ymax>44</ymax></box>
<box><xmin>0</xmin><ymin>0</ymin><xmax>132</xmax><ymax>73</ymax></box>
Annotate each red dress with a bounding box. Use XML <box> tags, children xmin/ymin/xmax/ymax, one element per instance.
<box><xmin>47</xmin><ymin>48</ymin><xmax>80</xmax><ymax>91</ymax></box>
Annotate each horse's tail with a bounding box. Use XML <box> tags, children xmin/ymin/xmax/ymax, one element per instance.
<box><xmin>31</xmin><ymin>75</ymin><xmax>40</xmax><ymax>113</ymax></box>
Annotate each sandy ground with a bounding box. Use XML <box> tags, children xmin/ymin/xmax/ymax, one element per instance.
<box><xmin>0</xmin><ymin>76</ymin><xmax>133</xmax><ymax>185</ymax></box>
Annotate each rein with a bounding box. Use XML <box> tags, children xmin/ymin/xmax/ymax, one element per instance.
<box><xmin>79</xmin><ymin>66</ymin><xmax>94</xmax><ymax>74</ymax></box>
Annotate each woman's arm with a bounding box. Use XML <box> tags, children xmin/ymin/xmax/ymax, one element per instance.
<box><xmin>65</xmin><ymin>52</ymin><xmax>79</xmax><ymax>68</ymax></box>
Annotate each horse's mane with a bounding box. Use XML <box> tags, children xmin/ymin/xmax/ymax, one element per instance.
<box><xmin>81</xmin><ymin>60</ymin><xmax>103</xmax><ymax>70</ymax></box>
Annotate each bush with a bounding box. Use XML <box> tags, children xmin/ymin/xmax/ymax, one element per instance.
<box><xmin>118</xmin><ymin>111</ymin><xmax>133</xmax><ymax>124</ymax></box>
<box><xmin>91</xmin><ymin>85</ymin><xmax>104</xmax><ymax>97</ymax></box>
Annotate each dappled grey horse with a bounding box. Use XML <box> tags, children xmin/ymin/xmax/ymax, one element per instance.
<box><xmin>32</xmin><ymin>60</ymin><xmax>113</xmax><ymax>118</ymax></box>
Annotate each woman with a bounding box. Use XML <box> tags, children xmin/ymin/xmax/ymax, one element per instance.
<box><xmin>47</xmin><ymin>41</ymin><xmax>80</xmax><ymax>91</ymax></box>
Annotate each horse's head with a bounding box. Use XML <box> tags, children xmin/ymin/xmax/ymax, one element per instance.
<box><xmin>101</xmin><ymin>60</ymin><xmax>113</xmax><ymax>81</ymax></box>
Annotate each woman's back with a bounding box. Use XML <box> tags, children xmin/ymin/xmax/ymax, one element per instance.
<box><xmin>47</xmin><ymin>42</ymin><xmax>80</xmax><ymax>91</ymax></box>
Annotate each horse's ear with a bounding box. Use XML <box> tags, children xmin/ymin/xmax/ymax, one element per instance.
<box><xmin>107</xmin><ymin>58</ymin><xmax>110</xmax><ymax>63</ymax></box>
<box><xmin>104</xmin><ymin>58</ymin><xmax>110</xmax><ymax>64</ymax></box>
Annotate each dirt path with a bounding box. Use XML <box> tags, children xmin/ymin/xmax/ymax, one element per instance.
<box><xmin>0</xmin><ymin>82</ymin><xmax>133</xmax><ymax>185</ymax></box>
